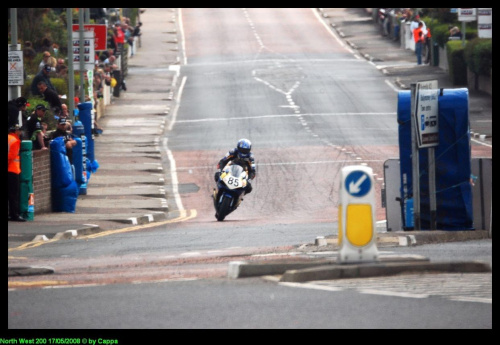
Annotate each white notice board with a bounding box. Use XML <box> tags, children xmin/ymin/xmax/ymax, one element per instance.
<box><xmin>414</xmin><ymin>80</ymin><xmax>439</xmax><ymax>148</ymax></box>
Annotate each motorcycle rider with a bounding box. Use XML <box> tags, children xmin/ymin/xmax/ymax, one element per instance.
<box><xmin>214</xmin><ymin>138</ymin><xmax>256</xmax><ymax>195</ymax></box>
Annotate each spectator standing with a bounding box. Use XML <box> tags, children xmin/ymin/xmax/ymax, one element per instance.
<box><xmin>8</xmin><ymin>97</ymin><xmax>28</xmax><ymax>133</ymax></box>
<box><xmin>113</xmin><ymin>22</ymin><xmax>125</xmax><ymax>54</ymax></box>
<box><xmin>410</xmin><ymin>15</ymin><xmax>426</xmax><ymax>38</ymax></box>
<box><xmin>104</xmin><ymin>55</ymin><xmax>116</xmax><ymax>65</ymax></box>
<box><xmin>55</xmin><ymin>58</ymin><xmax>65</xmax><ymax>72</ymax></box>
<box><xmin>26</xmin><ymin>104</ymin><xmax>49</xmax><ymax>150</ymax></box>
<box><xmin>37</xmin><ymin>80</ymin><xmax>62</xmax><ymax>113</ymax></box>
<box><xmin>39</xmin><ymin>37</ymin><xmax>53</xmax><ymax>54</ymax></box>
<box><xmin>31</xmin><ymin>65</ymin><xmax>56</xmax><ymax>96</ymax></box>
<box><xmin>47</xmin><ymin>56</ymin><xmax>57</xmax><ymax>69</ymax></box>
<box><xmin>449</xmin><ymin>26</ymin><xmax>462</xmax><ymax>39</ymax></box>
<box><xmin>41</xmin><ymin>122</ymin><xmax>50</xmax><ymax>148</ymax></box>
<box><xmin>413</xmin><ymin>22</ymin><xmax>424</xmax><ymax>65</ymax></box>
<box><xmin>23</xmin><ymin>41</ymin><xmax>37</xmax><ymax>66</ymax></box>
<box><xmin>50</xmin><ymin>117</ymin><xmax>77</xmax><ymax>164</ymax></box>
<box><xmin>8</xmin><ymin>124</ymin><xmax>26</xmax><ymax>222</ymax></box>
<box><xmin>38</xmin><ymin>51</ymin><xmax>52</xmax><ymax>72</ymax></box>
<box><xmin>52</xmin><ymin>43</ymin><xmax>60</xmax><ymax>57</ymax></box>
<box><xmin>59</xmin><ymin>103</ymin><xmax>69</xmax><ymax>119</ymax></box>
<box><xmin>56</xmin><ymin>64</ymin><xmax>68</xmax><ymax>78</ymax></box>
<box><xmin>133</xmin><ymin>22</ymin><xmax>142</xmax><ymax>38</ymax></box>
<box><xmin>59</xmin><ymin>104</ymin><xmax>73</xmax><ymax>133</ymax></box>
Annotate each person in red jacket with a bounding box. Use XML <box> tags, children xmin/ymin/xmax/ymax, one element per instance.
<box><xmin>113</xmin><ymin>21</ymin><xmax>125</xmax><ymax>54</ymax></box>
<box><xmin>8</xmin><ymin>124</ymin><xmax>26</xmax><ymax>221</ymax></box>
<box><xmin>413</xmin><ymin>22</ymin><xmax>424</xmax><ymax>65</ymax></box>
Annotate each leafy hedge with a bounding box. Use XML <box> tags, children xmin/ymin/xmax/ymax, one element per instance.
<box><xmin>426</xmin><ymin>19</ymin><xmax>478</xmax><ymax>48</ymax></box>
<box><xmin>446</xmin><ymin>40</ymin><xmax>467</xmax><ymax>85</ymax></box>
<box><xmin>464</xmin><ymin>38</ymin><xmax>492</xmax><ymax>76</ymax></box>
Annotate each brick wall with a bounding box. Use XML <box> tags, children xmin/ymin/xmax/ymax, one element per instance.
<box><xmin>32</xmin><ymin>149</ymin><xmax>52</xmax><ymax>214</ymax></box>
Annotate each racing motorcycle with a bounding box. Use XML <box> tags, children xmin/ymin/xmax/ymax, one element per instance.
<box><xmin>213</xmin><ymin>162</ymin><xmax>248</xmax><ymax>221</ymax></box>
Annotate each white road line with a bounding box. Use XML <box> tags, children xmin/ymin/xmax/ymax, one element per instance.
<box><xmin>175</xmin><ymin>112</ymin><xmax>396</xmax><ymax>124</ymax></box>
<box><xmin>385</xmin><ymin>79</ymin><xmax>400</xmax><ymax>92</ymax></box>
<box><xmin>167</xmin><ymin>75</ymin><xmax>187</xmax><ymax>131</ymax></box>
<box><xmin>178</xmin><ymin>8</ymin><xmax>187</xmax><ymax>65</ymax></box>
<box><xmin>470</xmin><ymin>138</ymin><xmax>492</xmax><ymax>147</ymax></box>
<box><xmin>312</xmin><ymin>8</ymin><xmax>354</xmax><ymax>54</ymax></box>
<box><xmin>163</xmin><ymin>138</ymin><xmax>185</xmax><ymax>212</ymax></box>
<box><xmin>172</xmin><ymin>160</ymin><xmax>386</xmax><ymax>171</ymax></box>
<box><xmin>279</xmin><ymin>282</ymin><xmax>344</xmax><ymax>292</ymax></box>
<box><xmin>358</xmin><ymin>288</ymin><xmax>429</xmax><ymax>299</ymax></box>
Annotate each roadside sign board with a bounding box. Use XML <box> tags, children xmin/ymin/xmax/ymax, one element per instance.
<box><xmin>478</xmin><ymin>8</ymin><xmax>492</xmax><ymax>38</ymax></box>
<box><xmin>72</xmin><ymin>24</ymin><xmax>107</xmax><ymax>51</ymax></box>
<box><xmin>72</xmin><ymin>31</ymin><xmax>95</xmax><ymax>71</ymax></box>
<box><xmin>458</xmin><ymin>8</ymin><xmax>477</xmax><ymax>21</ymax></box>
<box><xmin>414</xmin><ymin>80</ymin><xmax>439</xmax><ymax>148</ymax></box>
<box><xmin>8</xmin><ymin>50</ymin><xmax>24</xmax><ymax>86</ymax></box>
<box><xmin>345</xmin><ymin>170</ymin><xmax>372</xmax><ymax>198</ymax></box>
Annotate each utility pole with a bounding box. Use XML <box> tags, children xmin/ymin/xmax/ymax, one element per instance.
<box><xmin>79</xmin><ymin>8</ymin><xmax>86</xmax><ymax>103</ymax></box>
<box><xmin>9</xmin><ymin>10</ymin><xmax>21</xmax><ymax>98</ymax></box>
<box><xmin>67</xmin><ymin>8</ymin><xmax>75</xmax><ymax>121</ymax></box>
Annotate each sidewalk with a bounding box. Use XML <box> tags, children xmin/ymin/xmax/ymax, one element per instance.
<box><xmin>319</xmin><ymin>8</ymin><xmax>492</xmax><ymax>143</ymax></box>
<box><xmin>8</xmin><ymin>8</ymin><xmax>180</xmax><ymax>249</ymax></box>
<box><xmin>8</xmin><ymin>8</ymin><xmax>492</xmax><ymax>253</ymax></box>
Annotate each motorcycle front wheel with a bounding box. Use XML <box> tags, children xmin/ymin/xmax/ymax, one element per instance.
<box><xmin>216</xmin><ymin>196</ymin><xmax>232</xmax><ymax>221</ymax></box>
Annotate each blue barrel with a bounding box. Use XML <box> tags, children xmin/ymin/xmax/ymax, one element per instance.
<box><xmin>50</xmin><ymin>137</ymin><xmax>78</xmax><ymax>212</ymax></box>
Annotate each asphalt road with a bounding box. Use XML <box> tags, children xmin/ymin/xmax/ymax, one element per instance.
<box><xmin>7</xmin><ymin>8</ymin><xmax>491</xmax><ymax>332</ymax></box>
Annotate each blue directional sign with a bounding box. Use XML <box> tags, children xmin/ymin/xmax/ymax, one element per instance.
<box><xmin>345</xmin><ymin>170</ymin><xmax>371</xmax><ymax>197</ymax></box>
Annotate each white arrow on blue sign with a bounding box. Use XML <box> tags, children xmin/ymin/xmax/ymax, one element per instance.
<box><xmin>345</xmin><ymin>170</ymin><xmax>371</xmax><ymax>197</ymax></box>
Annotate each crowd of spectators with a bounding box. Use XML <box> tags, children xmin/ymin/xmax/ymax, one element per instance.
<box><xmin>8</xmin><ymin>9</ymin><xmax>144</xmax><ymax>220</ymax></box>
<box><xmin>11</xmin><ymin>12</ymin><xmax>142</xmax><ymax>154</ymax></box>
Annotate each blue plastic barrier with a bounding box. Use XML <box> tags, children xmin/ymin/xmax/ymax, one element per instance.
<box><xmin>77</xmin><ymin>102</ymin><xmax>99</xmax><ymax>181</ymax></box>
<box><xmin>50</xmin><ymin>137</ymin><xmax>78</xmax><ymax>212</ymax></box>
<box><xmin>77</xmin><ymin>102</ymin><xmax>94</xmax><ymax>162</ymax></box>
<box><xmin>73</xmin><ymin>137</ymin><xmax>88</xmax><ymax>195</ymax></box>
<box><xmin>397</xmin><ymin>88</ymin><xmax>473</xmax><ymax>230</ymax></box>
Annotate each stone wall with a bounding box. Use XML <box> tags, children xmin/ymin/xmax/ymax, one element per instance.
<box><xmin>32</xmin><ymin>149</ymin><xmax>52</xmax><ymax>214</ymax></box>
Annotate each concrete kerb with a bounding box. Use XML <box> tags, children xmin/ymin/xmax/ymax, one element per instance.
<box><xmin>279</xmin><ymin>260</ymin><xmax>492</xmax><ymax>283</ymax></box>
<box><xmin>228</xmin><ymin>259</ymin><xmax>337</xmax><ymax>279</ymax></box>
<box><xmin>228</xmin><ymin>254</ymin><xmax>491</xmax><ymax>282</ymax></box>
<box><xmin>29</xmin><ymin>212</ymin><xmax>169</xmax><ymax>242</ymax></box>
<box><xmin>227</xmin><ymin>230</ymin><xmax>492</xmax><ymax>281</ymax></box>
<box><xmin>8</xmin><ymin>266</ymin><xmax>55</xmax><ymax>277</ymax></box>
<box><xmin>315</xmin><ymin>230</ymin><xmax>490</xmax><ymax>248</ymax></box>
<box><xmin>52</xmin><ymin>224</ymin><xmax>100</xmax><ymax>240</ymax></box>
